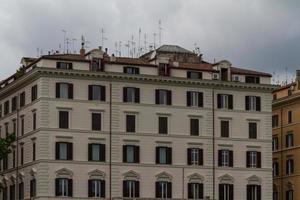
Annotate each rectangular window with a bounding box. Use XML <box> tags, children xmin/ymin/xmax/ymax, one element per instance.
<box><xmin>249</xmin><ymin>122</ymin><xmax>257</xmax><ymax>139</ymax></box>
<box><xmin>13</xmin><ymin>149</ymin><xmax>15</xmax><ymax>168</ymax></box>
<box><xmin>0</xmin><ymin>104</ymin><xmax>2</xmax><ymax>118</ymax></box>
<box><xmin>187</xmin><ymin>71</ymin><xmax>202</xmax><ymax>79</ymax></box>
<box><xmin>1</xmin><ymin>187</ymin><xmax>7</xmax><ymax>200</ymax></box>
<box><xmin>245</xmin><ymin>96</ymin><xmax>261</xmax><ymax>111</ymax></box>
<box><xmin>272</xmin><ymin>137</ymin><xmax>278</xmax><ymax>151</ymax></box>
<box><xmin>55</xmin><ymin>178</ymin><xmax>73</xmax><ymax>197</ymax></box>
<box><xmin>217</xmin><ymin>94</ymin><xmax>233</xmax><ymax>109</ymax></box>
<box><xmin>218</xmin><ymin>150</ymin><xmax>233</xmax><ymax>167</ymax></box>
<box><xmin>21</xmin><ymin>116</ymin><xmax>24</xmax><ymax>135</ymax></box>
<box><xmin>19</xmin><ymin>182</ymin><xmax>24</xmax><ymax>200</ymax></box>
<box><xmin>286</xmin><ymin>159</ymin><xmax>294</xmax><ymax>175</ymax></box>
<box><xmin>187</xmin><ymin>91</ymin><xmax>203</xmax><ymax>107</ymax></box>
<box><xmin>158</xmin><ymin>116</ymin><xmax>168</xmax><ymax>134</ymax></box>
<box><xmin>272</xmin><ymin>115</ymin><xmax>279</xmax><ymax>128</ymax></box>
<box><xmin>4</xmin><ymin>101</ymin><xmax>9</xmax><ymax>115</ymax></box>
<box><xmin>88</xmin><ymin>179</ymin><xmax>105</xmax><ymax>197</ymax></box>
<box><xmin>123</xmin><ymin>180</ymin><xmax>140</xmax><ymax>198</ymax></box>
<box><xmin>90</xmin><ymin>58</ymin><xmax>103</xmax><ymax>71</ymax></box>
<box><xmin>56</xmin><ymin>62</ymin><xmax>73</xmax><ymax>69</ymax></box>
<box><xmin>123</xmin><ymin>87</ymin><xmax>140</xmax><ymax>103</ymax></box>
<box><xmin>59</xmin><ymin>111</ymin><xmax>69</xmax><ymax>129</ymax></box>
<box><xmin>188</xmin><ymin>183</ymin><xmax>203</xmax><ymax>199</ymax></box>
<box><xmin>245</xmin><ymin>76</ymin><xmax>260</xmax><ymax>84</ymax></box>
<box><xmin>124</xmin><ymin>66</ymin><xmax>140</xmax><ymax>74</ymax></box>
<box><xmin>56</xmin><ymin>142</ymin><xmax>73</xmax><ymax>160</ymax></box>
<box><xmin>158</xmin><ymin>63</ymin><xmax>170</xmax><ymax>76</ymax></box>
<box><xmin>88</xmin><ymin>85</ymin><xmax>105</xmax><ymax>101</ymax></box>
<box><xmin>156</xmin><ymin>89</ymin><xmax>172</xmax><ymax>105</ymax></box>
<box><xmin>156</xmin><ymin>181</ymin><xmax>172</xmax><ymax>198</ymax></box>
<box><xmin>219</xmin><ymin>184</ymin><xmax>234</xmax><ymax>200</ymax></box>
<box><xmin>5</xmin><ymin>123</ymin><xmax>9</xmax><ymax>137</ymax></box>
<box><xmin>286</xmin><ymin>190</ymin><xmax>293</xmax><ymax>200</ymax></box>
<box><xmin>20</xmin><ymin>146</ymin><xmax>24</xmax><ymax>165</ymax></box>
<box><xmin>92</xmin><ymin>113</ymin><xmax>101</xmax><ymax>131</ymax></box>
<box><xmin>88</xmin><ymin>143</ymin><xmax>105</xmax><ymax>162</ymax></box>
<box><xmin>126</xmin><ymin>115</ymin><xmax>136</xmax><ymax>133</ymax></box>
<box><xmin>9</xmin><ymin>184</ymin><xmax>15</xmax><ymax>200</ymax></box>
<box><xmin>221</xmin><ymin>120</ymin><xmax>229</xmax><ymax>138</ymax></box>
<box><xmin>187</xmin><ymin>148</ymin><xmax>203</xmax><ymax>165</ymax></box>
<box><xmin>12</xmin><ymin>120</ymin><xmax>16</xmax><ymax>136</ymax></box>
<box><xmin>32</xmin><ymin>142</ymin><xmax>36</xmax><ymax>161</ymax></box>
<box><xmin>190</xmin><ymin>118</ymin><xmax>199</xmax><ymax>136</ymax></box>
<box><xmin>2</xmin><ymin>155</ymin><xmax>8</xmax><ymax>170</ymax></box>
<box><xmin>286</xmin><ymin>133</ymin><xmax>294</xmax><ymax>148</ymax></box>
<box><xmin>273</xmin><ymin>161</ymin><xmax>279</xmax><ymax>177</ymax></box>
<box><xmin>156</xmin><ymin>147</ymin><xmax>172</xmax><ymax>164</ymax></box>
<box><xmin>288</xmin><ymin>111</ymin><xmax>292</xmax><ymax>124</ymax></box>
<box><xmin>247</xmin><ymin>185</ymin><xmax>261</xmax><ymax>200</ymax></box>
<box><xmin>33</xmin><ymin>112</ymin><xmax>36</xmax><ymax>130</ymax></box>
<box><xmin>123</xmin><ymin>145</ymin><xmax>139</xmax><ymax>163</ymax></box>
<box><xmin>31</xmin><ymin>85</ymin><xmax>38</xmax><ymax>102</ymax></box>
<box><xmin>30</xmin><ymin>179</ymin><xmax>36</xmax><ymax>198</ymax></box>
<box><xmin>11</xmin><ymin>96</ymin><xmax>17</xmax><ymax>112</ymax></box>
<box><xmin>56</xmin><ymin>83</ymin><xmax>73</xmax><ymax>99</ymax></box>
<box><xmin>20</xmin><ymin>91</ymin><xmax>25</xmax><ymax>107</ymax></box>
<box><xmin>246</xmin><ymin>151</ymin><xmax>261</xmax><ymax>168</ymax></box>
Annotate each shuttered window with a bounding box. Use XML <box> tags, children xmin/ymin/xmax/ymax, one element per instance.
<box><xmin>123</xmin><ymin>145</ymin><xmax>139</xmax><ymax>163</ymax></box>
<box><xmin>190</xmin><ymin>118</ymin><xmax>199</xmax><ymax>136</ymax></box>
<box><xmin>88</xmin><ymin>180</ymin><xmax>105</xmax><ymax>197</ymax></box>
<box><xmin>55</xmin><ymin>178</ymin><xmax>73</xmax><ymax>197</ymax></box>
<box><xmin>126</xmin><ymin>115</ymin><xmax>136</xmax><ymax>133</ymax></box>
<box><xmin>31</xmin><ymin>85</ymin><xmax>38</xmax><ymax>102</ymax></box>
<box><xmin>124</xmin><ymin>66</ymin><xmax>140</xmax><ymax>74</ymax></box>
<box><xmin>187</xmin><ymin>91</ymin><xmax>203</xmax><ymax>107</ymax></box>
<box><xmin>247</xmin><ymin>185</ymin><xmax>261</xmax><ymax>200</ymax></box>
<box><xmin>88</xmin><ymin>143</ymin><xmax>105</xmax><ymax>162</ymax></box>
<box><xmin>156</xmin><ymin>89</ymin><xmax>172</xmax><ymax>105</ymax></box>
<box><xmin>187</xmin><ymin>71</ymin><xmax>202</xmax><ymax>79</ymax></box>
<box><xmin>155</xmin><ymin>181</ymin><xmax>172</xmax><ymax>198</ymax></box>
<box><xmin>217</xmin><ymin>94</ymin><xmax>233</xmax><ymax>109</ymax></box>
<box><xmin>123</xmin><ymin>180</ymin><xmax>140</xmax><ymax>198</ymax></box>
<box><xmin>59</xmin><ymin>111</ymin><xmax>69</xmax><ymax>129</ymax></box>
<box><xmin>246</xmin><ymin>151</ymin><xmax>261</xmax><ymax>168</ymax></box>
<box><xmin>88</xmin><ymin>85</ymin><xmax>106</xmax><ymax>101</ymax></box>
<box><xmin>4</xmin><ymin>101</ymin><xmax>9</xmax><ymax>115</ymax></box>
<box><xmin>123</xmin><ymin>87</ymin><xmax>140</xmax><ymax>103</ymax></box>
<box><xmin>221</xmin><ymin>120</ymin><xmax>229</xmax><ymax>138</ymax></box>
<box><xmin>92</xmin><ymin>113</ymin><xmax>101</xmax><ymax>131</ymax></box>
<box><xmin>245</xmin><ymin>96</ymin><xmax>261</xmax><ymax>111</ymax></box>
<box><xmin>56</xmin><ymin>62</ymin><xmax>73</xmax><ymax>69</ymax></box>
<box><xmin>156</xmin><ymin>147</ymin><xmax>172</xmax><ymax>164</ymax></box>
<box><xmin>218</xmin><ymin>150</ymin><xmax>233</xmax><ymax>167</ymax></box>
<box><xmin>20</xmin><ymin>91</ymin><xmax>26</xmax><ymax>107</ymax></box>
<box><xmin>56</xmin><ymin>83</ymin><xmax>73</xmax><ymax>99</ymax></box>
<box><xmin>272</xmin><ymin>115</ymin><xmax>279</xmax><ymax>127</ymax></box>
<box><xmin>11</xmin><ymin>96</ymin><xmax>17</xmax><ymax>112</ymax></box>
<box><xmin>90</xmin><ymin>58</ymin><xmax>103</xmax><ymax>71</ymax></box>
<box><xmin>219</xmin><ymin>184</ymin><xmax>234</xmax><ymax>200</ymax></box>
<box><xmin>288</xmin><ymin>110</ymin><xmax>292</xmax><ymax>123</ymax></box>
<box><xmin>188</xmin><ymin>183</ymin><xmax>203</xmax><ymax>199</ymax></box>
<box><xmin>187</xmin><ymin>148</ymin><xmax>203</xmax><ymax>165</ymax></box>
<box><xmin>158</xmin><ymin>116</ymin><xmax>168</xmax><ymax>134</ymax></box>
<box><xmin>56</xmin><ymin>142</ymin><xmax>73</xmax><ymax>160</ymax></box>
<box><xmin>249</xmin><ymin>122</ymin><xmax>257</xmax><ymax>139</ymax></box>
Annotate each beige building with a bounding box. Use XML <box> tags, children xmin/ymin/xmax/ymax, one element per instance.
<box><xmin>0</xmin><ymin>45</ymin><xmax>275</xmax><ymax>200</ymax></box>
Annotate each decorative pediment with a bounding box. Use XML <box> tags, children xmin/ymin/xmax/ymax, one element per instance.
<box><xmin>30</xmin><ymin>168</ymin><xmax>37</xmax><ymax>176</ymax></box>
<box><xmin>155</xmin><ymin>172</ymin><xmax>172</xmax><ymax>182</ymax></box>
<box><xmin>123</xmin><ymin>170</ymin><xmax>140</xmax><ymax>181</ymax></box>
<box><xmin>247</xmin><ymin>175</ymin><xmax>261</xmax><ymax>185</ymax></box>
<box><xmin>55</xmin><ymin>168</ymin><xmax>73</xmax><ymax>178</ymax></box>
<box><xmin>218</xmin><ymin>174</ymin><xmax>234</xmax><ymax>184</ymax></box>
<box><xmin>10</xmin><ymin>175</ymin><xmax>16</xmax><ymax>183</ymax></box>
<box><xmin>286</xmin><ymin>181</ymin><xmax>294</xmax><ymax>190</ymax></box>
<box><xmin>88</xmin><ymin>169</ymin><xmax>106</xmax><ymax>180</ymax></box>
<box><xmin>187</xmin><ymin>173</ymin><xmax>204</xmax><ymax>183</ymax></box>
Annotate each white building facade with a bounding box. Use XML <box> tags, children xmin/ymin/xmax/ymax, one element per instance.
<box><xmin>0</xmin><ymin>45</ymin><xmax>274</xmax><ymax>200</ymax></box>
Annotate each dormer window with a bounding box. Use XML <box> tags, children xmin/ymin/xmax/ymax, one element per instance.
<box><xmin>245</xmin><ymin>76</ymin><xmax>260</xmax><ymax>84</ymax></box>
<box><xmin>221</xmin><ymin>68</ymin><xmax>228</xmax><ymax>81</ymax></box>
<box><xmin>91</xmin><ymin>58</ymin><xmax>103</xmax><ymax>72</ymax></box>
<box><xmin>124</xmin><ymin>66</ymin><xmax>139</xmax><ymax>74</ymax></box>
<box><xmin>158</xmin><ymin>64</ymin><xmax>170</xmax><ymax>76</ymax></box>
<box><xmin>56</xmin><ymin>62</ymin><xmax>73</xmax><ymax>70</ymax></box>
<box><xmin>187</xmin><ymin>71</ymin><xmax>202</xmax><ymax>79</ymax></box>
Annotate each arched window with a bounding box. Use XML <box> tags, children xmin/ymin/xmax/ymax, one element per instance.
<box><xmin>88</xmin><ymin>169</ymin><xmax>106</xmax><ymax>198</ymax></box>
<box><xmin>218</xmin><ymin>174</ymin><xmax>234</xmax><ymax>200</ymax></box>
<box><xmin>123</xmin><ymin>170</ymin><xmax>140</xmax><ymax>198</ymax></box>
<box><xmin>187</xmin><ymin>173</ymin><xmax>204</xmax><ymax>199</ymax></box>
<box><xmin>55</xmin><ymin>168</ymin><xmax>73</xmax><ymax>197</ymax></box>
<box><xmin>246</xmin><ymin>175</ymin><xmax>262</xmax><ymax>200</ymax></box>
<box><xmin>155</xmin><ymin>172</ymin><xmax>172</xmax><ymax>199</ymax></box>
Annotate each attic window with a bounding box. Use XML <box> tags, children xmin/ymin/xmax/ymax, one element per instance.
<box><xmin>245</xmin><ymin>76</ymin><xmax>260</xmax><ymax>84</ymax></box>
<box><xmin>56</xmin><ymin>62</ymin><xmax>73</xmax><ymax>70</ymax></box>
<box><xmin>91</xmin><ymin>58</ymin><xmax>103</xmax><ymax>72</ymax></box>
<box><xmin>124</xmin><ymin>66</ymin><xmax>139</xmax><ymax>74</ymax></box>
<box><xmin>187</xmin><ymin>71</ymin><xmax>202</xmax><ymax>79</ymax></box>
<box><xmin>158</xmin><ymin>64</ymin><xmax>170</xmax><ymax>76</ymax></box>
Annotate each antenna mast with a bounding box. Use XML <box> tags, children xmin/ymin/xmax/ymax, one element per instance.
<box><xmin>100</xmin><ymin>28</ymin><xmax>107</xmax><ymax>47</ymax></box>
<box><xmin>138</xmin><ymin>28</ymin><xmax>141</xmax><ymax>57</ymax></box>
<box><xmin>144</xmin><ymin>33</ymin><xmax>147</xmax><ymax>53</ymax></box>
<box><xmin>159</xmin><ymin>19</ymin><xmax>162</xmax><ymax>46</ymax></box>
<box><xmin>153</xmin><ymin>33</ymin><xmax>156</xmax><ymax>49</ymax></box>
<box><xmin>61</xmin><ymin>29</ymin><xmax>67</xmax><ymax>53</ymax></box>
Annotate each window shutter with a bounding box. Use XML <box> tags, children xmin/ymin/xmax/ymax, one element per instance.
<box><xmin>187</xmin><ymin>91</ymin><xmax>191</xmax><ymax>106</ymax></box>
<box><xmin>56</xmin><ymin>62</ymin><xmax>60</xmax><ymax>69</ymax></box>
<box><xmin>135</xmin><ymin>181</ymin><xmax>140</xmax><ymax>197</ymax></box>
<box><xmin>257</xmin><ymin>185</ymin><xmax>261</xmax><ymax>200</ymax></box>
<box><xmin>155</xmin><ymin>182</ymin><xmax>160</xmax><ymax>198</ymax></box>
<box><xmin>69</xmin><ymin>63</ymin><xmax>73</xmax><ymax>70</ymax></box>
<box><xmin>123</xmin><ymin>67</ymin><xmax>128</xmax><ymax>73</ymax></box>
<box><xmin>88</xmin><ymin>180</ymin><xmax>92</xmax><ymax>197</ymax></box>
<box><xmin>217</xmin><ymin>94</ymin><xmax>222</xmax><ymax>108</ymax></box>
<box><xmin>123</xmin><ymin>87</ymin><xmax>128</xmax><ymax>102</ymax></box>
<box><xmin>257</xmin><ymin>152</ymin><xmax>261</xmax><ymax>168</ymax></box>
<box><xmin>88</xmin><ymin>85</ymin><xmax>93</xmax><ymax>100</ymax></box>
<box><xmin>123</xmin><ymin>145</ymin><xmax>127</xmax><ymax>163</ymax></box>
<box><xmin>219</xmin><ymin>184</ymin><xmax>224</xmax><ymax>200</ymax></box>
<box><xmin>135</xmin><ymin>88</ymin><xmax>140</xmax><ymax>103</ymax></box>
<box><xmin>68</xmin><ymin>143</ymin><xmax>73</xmax><ymax>160</ymax></box>
<box><xmin>245</xmin><ymin>96</ymin><xmax>250</xmax><ymax>110</ymax></box>
<box><xmin>123</xmin><ymin>180</ymin><xmax>128</xmax><ymax>197</ymax></box>
<box><xmin>291</xmin><ymin>159</ymin><xmax>294</xmax><ymax>173</ymax></box>
<box><xmin>246</xmin><ymin>151</ymin><xmax>250</xmax><ymax>168</ymax></box>
<box><xmin>229</xmin><ymin>184</ymin><xmax>234</xmax><ymax>200</ymax></box>
<box><xmin>134</xmin><ymin>146</ymin><xmax>140</xmax><ymax>163</ymax></box>
<box><xmin>199</xmin><ymin>149</ymin><xmax>203</xmax><ymax>165</ymax></box>
<box><xmin>199</xmin><ymin>183</ymin><xmax>204</xmax><ymax>199</ymax></box>
<box><xmin>56</xmin><ymin>83</ymin><xmax>60</xmax><ymax>98</ymax></box>
<box><xmin>229</xmin><ymin>150</ymin><xmax>233</xmax><ymax>167</ymax></box>
<box><xmin>198</xmin><ymin>92</ymin><xmax>203</xmax><ymax>107</ymax></box>
<box><xmin>100</xmin><ymin>144</ymin><xmax>106</xmax><ymax>162</ymax></box>
<box><xmin>56</xmin><ymin>143</ymin><xmax>60</xmax><ymax>160</ymax></box>
<box><xmin>167</xmin><ymin>90</ymin><xmax>172</xmax><ymax>105</ymax></box>
<box><xmin>187</xmin><ymin>71</ymin><xmax>191</xmax><ymax>78</ymax></box>
<box><xmin>218</xmin><ymin>150</ymin><xmax>222</xmax><ymax>166</ymax></box>
<box><xmin>256</xmin><ymin>97</ymin><xmax>261</xmax><ymax>111</ymax></box>
<box><xmin>68</xmin><ymin>179</ymin><xmax>73</xmax><ymax>197</ymax></box>
<box><xmin>167</xmin><ymin>182</ymin><xmax>172</xmax><ymax>198</ymax></box>
<box><xmin>55</xmin><ymin>179</ymin><xmax>60</xmax><ymax>196</ymax></box>
<box><xmin>255</xmin><ymin>76</ymin><xmax>260</xmax><ymax>83</ymax></box>
<box><xmin>187</xmin><ymin>148</ymin><xmax>191</xmax><ymax>165</ymax></box>
<box><xmin>228</xmin><ymin>95</ymin><xmax>233</xmax><ymax>109</ymax></box>
<box><xmin>156</xmin><ymin>89</ymin><xmax>162</xmax><ymax>104</ymax></box>
<box><xmin>247</xmin><ymin>185</ymin><xmax>251</xmax><ymax>200</ymax></box>
<box><xmin>101</xmin><ymin>180</ymin><xmax>105</xmax><ymax>198</ymax></box>
<box><xmin>100</xmin><ymin>86</ymin><xmax>106</xmax><ymax>101</ymax></box>
<box><xmin>88</xmin><ymin>144</ymin><xmax>92</xmax><ymax>161</ymax></box>
<box><xmin>136</xmin><ymin>68</ymin><xmax>140</xmax><ymax>74</ymax></box>
<box><xmin>167</xmin><ymin>147</ymin><xmax>172</xmax><ymax>164</ymax></box>
<box><xmin>68</xmin><ymin>84</ymin><xmax>73</xmax><ymax>99</ymax></box>
<box><xmin>187</xmin><ymin>183</ymin><xmax>192</xmax><ymax>199</ymax></box>
<box><xmin>156</xmin><ymin>147</ymin><xmax>160</xmax><ymax>164</ymax></box>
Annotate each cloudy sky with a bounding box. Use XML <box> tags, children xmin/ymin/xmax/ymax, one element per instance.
<box><xmin>0</xmin><ymin>0</ymin><xmax>299</xmax><ymax>83</ymax></box>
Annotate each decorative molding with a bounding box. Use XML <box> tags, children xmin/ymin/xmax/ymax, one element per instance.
<box><xmin>219</xmin><ymin>174</ymin><xmax>234</xmax><ymax>184</ymax></box>
<box><xmin>88</xmin><ymin>169</ymin><xmax>106</xmax><ymax>180</ymax></box>
<box><xmin>55</xmin><ymin>168</ymin><xmax>73</xmax><ymax>178</ymax></box>
<box><xmin>247</xmin><ymin>175</ymin><xmax>261</xmax><ymax>185</ymax></box>
<box><xmin>123</xmin><ymin>170</ymin><xmax>140</xmax><ymax>181</ymax></box>
<box><xmin>188</xmin><ymin>173</ymin><xmax>204</xmax><ymax>183</ymax></box>
<box><xmin>156</xmin><ymin>171</ymin><xmax>172</xmax><ymax>181</ymax></box>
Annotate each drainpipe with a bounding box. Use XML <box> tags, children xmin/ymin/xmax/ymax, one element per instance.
<box><xmin>280</xmin><ymin>107</ymin><xmax>283</xmax><ymax>200</ymax></box>
<box><xmin>212</xmin><ymin>88</ymin><xmax>216</xmax><ymax>200</ymax></box>
<box><xmin>15</xmin><ymin>94</ymin><xmax>20</xmax><ymax>200</ymax></box>
<box><xmin>109</xmin><ymin>81</ymin><xmax>112</xmax><ymax>200</ymax></box>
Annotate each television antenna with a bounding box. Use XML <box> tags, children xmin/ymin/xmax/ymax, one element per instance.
<box><xmin>72</xmin><ymin>38</ymin><xmax>77</xmax><ymax>53</ymax></box>
<box><xmin>100</xmin><ymin>28</ymin><xmax>108</xmax><ymax>47</ymax></box>
<box><xmin>138</xmin><ymin>28</ymin><xmax>141</xmax><ymax>56</ymax></box>
<box><xmin>125</xmin><ymin>41</ymin><xmax>130</xmax><ymax>57</ymax></box>
<box><xmin>153</xmin><ymin>33</ymin><xmax>156</xmax><ymax>49</ymax></box>
<box><xmin>61</xmin><ymin>29</ymin><xmax>67</xmax><ymax>53</ymax></box>
<box><xmin>158</xmin><ymin>19</ymin><xmax>162</xmax><ymax>46</ymax></box>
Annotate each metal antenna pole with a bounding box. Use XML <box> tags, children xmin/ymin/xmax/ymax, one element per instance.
<box><xmin>62</xmin><ymin>29</ymin><xmax>66</xmax><ymax>53</ymax></box>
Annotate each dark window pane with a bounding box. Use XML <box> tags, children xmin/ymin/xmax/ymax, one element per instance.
<box><xmin>126</xmin><ymin>115</ymin><xmax>136</xmax><ymax>132</ymax></box>
<box><xmin>92</xmin><ymin>113</ymin><xmax>101</xmax><ymax>131</ymax></box>
<box><xmin>249</xmin><ymin>122</ymin><xmax>257</xmax><ymax>139</ymax></box>
<box><xmin>159</xmin><ymin>117</ymin><xmax>168</xmax><ymax>134</ymax></box>
<box><xmin>59</xmin><ymin>111</ymin><xmax>69</xmax><ymax>129</ymax></box>
<box><xmin>190</xmin><ymin>118</ymin><xmax>199</xmax><ymax>136</ymax></box>
<box><xmin>221</xmin><ymin>121</ymin><xmax>229</xmax><ymax>137</ymax></box>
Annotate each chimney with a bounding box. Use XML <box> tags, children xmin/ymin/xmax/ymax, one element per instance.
<box><xmin>110</xmin><ymin>54</ymin><xmax>116</xmax><ymax>62</ymax></box>
<box><xmin>99</xmin><ymin>46</ymin><xmax>102</xmax><ymax>51</ymax></box>
<box><xmin>80</xmin><ymin>40</ymin><xmax>85</xmax><ymax>56</ymax></box>
<box><xmin>105</xmin><ymin>48</ymin><xmax>108</xmax><ymax>54</ymax></box>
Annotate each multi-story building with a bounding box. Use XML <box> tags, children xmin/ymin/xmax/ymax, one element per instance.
<box><xmin>0</xmin><ymin>44</ymin><xmax>274</xmax><ymax>199</ymax></box>
<box><xmin>272</xmin><ymin>72</ymin><xmax>300</xmax><ymax>200</ymax></box>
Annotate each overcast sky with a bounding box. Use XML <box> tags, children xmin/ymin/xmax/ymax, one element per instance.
<box><xmin>0</xmin><ymin>0</ymin><xmax>299</xmax><ymax>83</ymax></box>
